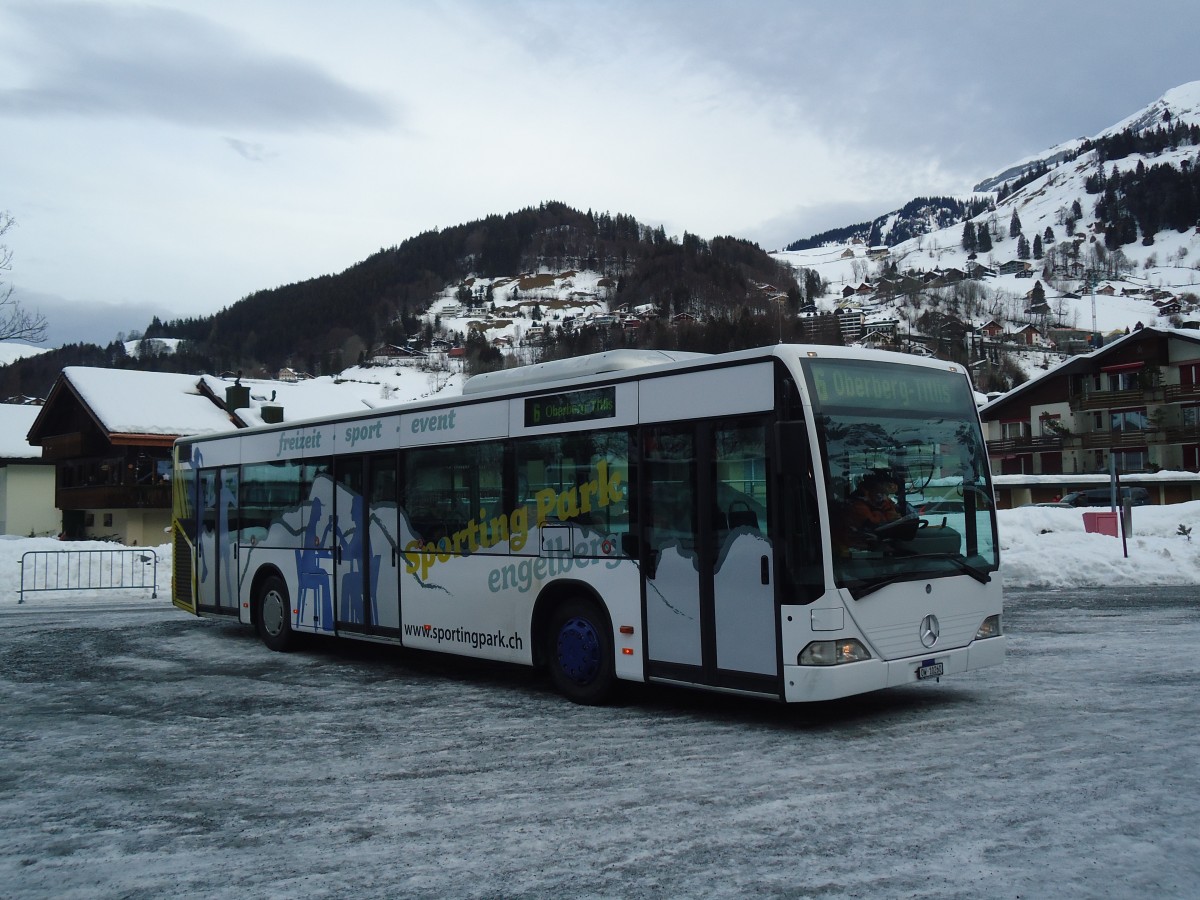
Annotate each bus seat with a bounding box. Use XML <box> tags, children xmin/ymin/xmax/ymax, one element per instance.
<box><xmin>727</xmin><ymin>500</ymin><xmax>759</xmax><ymax>531</ymax></box>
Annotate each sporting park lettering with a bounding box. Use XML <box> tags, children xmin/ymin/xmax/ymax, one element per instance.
<box><xmin>404</xmin><ymin>460</ymin><xmax>624</xmax><ymax>583</ymax></box>
<box><xmin>404</xmin><ymin>623</ymin><xmax>524</xmax><ymax>652</ymax></box>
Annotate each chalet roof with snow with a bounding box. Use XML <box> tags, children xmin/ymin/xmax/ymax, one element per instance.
<box><xmin>27</xmin><ymin>368</ymin><xmax>239</xmax><ymax>449</ymax></box>
<box><xmin>0</xmin><ymin>404</ymin><xmax>46</xmax><ymax>460</ymax></box>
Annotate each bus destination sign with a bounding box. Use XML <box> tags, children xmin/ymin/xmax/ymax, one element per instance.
<box><xmin>525</xmin><ymin>387</ymin><xmax>617</xmax><ymax>427</ymax></box>
<box><xmin>808</xmin><ymin>360</ymin><xmax>967</xmax><ymax>413</ymax></box>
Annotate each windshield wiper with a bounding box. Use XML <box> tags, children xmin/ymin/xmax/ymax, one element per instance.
<box><xmin>905</xmin><ymin>553</ymin><xmax>991</xmax><ymax>584</ymax></box>
<box><xmin>845</xmin><ymin>574</ymin><xmax>908</xmax><ymax>600</ymax></box>
<box><xmin>843</xmin><ymin>553</ymin><xmax>991</xmax><ymax>600</ymax></box>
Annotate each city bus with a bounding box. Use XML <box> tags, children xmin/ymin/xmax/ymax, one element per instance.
<box><xmin>171</xmin><ymin>344</ymin><xmax>1004</xmax><ymax>704</ymax></box>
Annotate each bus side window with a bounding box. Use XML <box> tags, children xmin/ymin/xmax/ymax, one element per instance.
<box><xmin>514</xmin><ymin>430</ymin><xmax>632</xmax><ymax>548</ymax></box>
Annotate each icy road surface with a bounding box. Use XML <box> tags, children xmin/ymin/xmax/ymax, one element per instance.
<box><xmin>2</xmin><ymin>587</ymin><xmax>1199</xmax><ymax>898</ymax></box>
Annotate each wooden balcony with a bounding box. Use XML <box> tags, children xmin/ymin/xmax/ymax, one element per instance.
<box><xmin>1069</xmin><ymin>387</ymin><xmax>1159</xmax><ymax>411</ymax></box>
<box><xmin>56</xmin><ymin>483</ymin><xmax>172</xmax><ymax>511</ymax></box>
<box><xmin>1164</xmin><ymin>384</ymin><xmax>1200</xmax><ymax>404</ymax></box>
<box><xmin>986</xmin><ymin>435</ymin><xmax>1064</xmax><ymax>454</ymax></box>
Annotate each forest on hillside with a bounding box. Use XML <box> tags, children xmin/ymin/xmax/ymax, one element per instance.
<box><xmin>0</xmin><ymin>203</ymin><xmax>805</xmax><ymax>397</ymax></box>
<box><xmin>150</xmin><ymin>202</ymin><xmax>800</xmax><ymax>374</ymax></box>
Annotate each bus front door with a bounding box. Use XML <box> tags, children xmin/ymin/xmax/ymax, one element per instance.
<box><xmin>643</xmin><ymin>420</ymin><xmax>778</xmax><ymax>694</ymax></box>
<box><xmin>197</xmin><ymin>466</ymin><xmax>240</xmax><ymax>614</ymax></box>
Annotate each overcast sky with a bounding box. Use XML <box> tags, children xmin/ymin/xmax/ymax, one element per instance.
<box><xmin>2</xmin><ymin>0</ymin><xmax>1198</xmax><ymax>347</ymax></box>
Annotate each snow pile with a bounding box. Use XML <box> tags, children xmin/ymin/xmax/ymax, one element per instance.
<box><xmin>0</xmin><ymin>536</ymin><xmax>172</xmax><ymax>605</ymax></box>
<box><xmin>997</xmin><ymin>499</ymin><xmax>1200</xmax><ymax>588</ymax></box>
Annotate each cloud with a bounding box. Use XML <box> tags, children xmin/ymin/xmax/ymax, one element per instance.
<box><xmin>0</xmin><ymin>1</ymin><xmax>395</xmax><ymax>132</ymax></box>
<box><xmin>223</xmin><ymin>137</ymin><xmax>276</xmax><ymax>163</ymax></box>
<box><xmin>10</xmin><ymin>286</ymin><xmax>168</xmax><ymax>348</ymax></box>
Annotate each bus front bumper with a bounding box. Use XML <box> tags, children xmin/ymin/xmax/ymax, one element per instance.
<box><xmin>782</xmin><ymin>636</ymin><xmax>1006</xmax><ymax>703</ymax></box>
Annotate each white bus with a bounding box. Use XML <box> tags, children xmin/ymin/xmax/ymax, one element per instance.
<box><xmin>171</xmin><ymin>344</ymin><xmax>1004</xmax><ymax>704</ymax></box>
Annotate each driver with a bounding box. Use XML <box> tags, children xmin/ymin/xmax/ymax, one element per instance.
<box><xmin>847</xmin><ymin>473</ymin><xmax>901</xmax><ymax>531</ymax></box>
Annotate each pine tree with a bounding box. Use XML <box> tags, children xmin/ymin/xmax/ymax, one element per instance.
<box><xmin>1033</xmin><ymin>234</ymin><xmax>1043</xmax><ymax>259</ymax></box>
<box><xmin>977</xmin><ymin>222</ymin><xmax>992</xmax><ymax>252</ymax></box>
<box><xmin>1017</xmin><ymin>234</ymin><xmax>1030</xmax><ymax>260</ymax></box>
<box><xmin>1043</xmin><ymin>226</ymin><xmax>1054</xmax><ymax>245</ymax></box>
<box><xmin>962</xmin><ymin>220</ymin><xmax>977</xmax><ymax>252</ymax></box>
<box><xmin>1009</xmin><ymin>210</ymin><xmax>1022</xmax><ymax>239</ymax></box>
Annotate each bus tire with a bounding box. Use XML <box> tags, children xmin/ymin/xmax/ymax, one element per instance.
<box><xmin>256</xmin><ymin>575</ymin><xmax>295</xmax><ymax>652</ymax></box>
<box><xmin>546</xmin><ymin>597</ymin><xmax>615</xmax><ymax>705</ymax></box>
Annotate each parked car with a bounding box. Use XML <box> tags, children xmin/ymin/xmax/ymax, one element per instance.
<box><xmin>917</xmin><ymin>499</ymin><xmax>965</xmax><ymax>516</ymax></box>
<box><xmin>1060</xmin><ymin>487</ymin><xmax>1150</xmax><ymax>507</ymax></box>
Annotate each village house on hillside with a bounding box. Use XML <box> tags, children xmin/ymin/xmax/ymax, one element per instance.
<box><xmin>979</xmin><ymin>326</ymin><xmax>1200</xmax><ymax>506</ymax></box>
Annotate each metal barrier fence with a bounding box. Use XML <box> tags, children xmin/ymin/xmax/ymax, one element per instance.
<box><xmin>18</xmin><ymin>549</ymin><xmax>159</xmax><ymax>604</ymax></box>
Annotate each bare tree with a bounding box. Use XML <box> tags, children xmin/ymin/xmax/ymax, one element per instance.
<box><xmin>0</xmin><ymin>211</ymin><xmax>48</xmax><ymax>343</ymax></box>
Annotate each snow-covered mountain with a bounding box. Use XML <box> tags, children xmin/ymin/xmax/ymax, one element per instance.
<box><xmin>775</xmin><ymin>81</ymin><xmax>1200</xmax><ymax>389</ymax></box>
<box><xmin>0</xmin><ymin>341</ymin><xmax>48</xmax><ymax>367</ymax></box>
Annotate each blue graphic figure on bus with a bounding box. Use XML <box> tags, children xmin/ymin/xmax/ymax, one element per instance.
<box><xmin>338</xmin><ymin>495</ymin><xmax>366</xmax><ymax>625</ymax></box>
<box><xmin>218</xmin><ymin>471</ymin><xmax>237</xmax><ymax>607</ymax></box>
<box><xmin>295</xmin><ymin>496</ymin><xmax>334</xmax><ymax>631</ymax></box>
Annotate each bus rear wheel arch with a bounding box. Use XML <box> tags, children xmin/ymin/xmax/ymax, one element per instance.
<box><xmin>543</xmin><ymin>595</ymin><xmax>616</xmax><ymax>705</ymax></box>
<box><xmin>255</xmin><ymin>573</ymin><xmax>296</xmax><ymax>652</ymax></box>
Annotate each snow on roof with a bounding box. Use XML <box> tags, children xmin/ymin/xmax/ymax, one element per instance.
<box><xmin>42</xmin><ymin>364</ymin><xmax>467</xmax><ymax>443</ymax></box>
<box><xmin>62</xmin><ymin>367</ymin><xmax>236</xmax><ymax>437</ymax></box>
<box><xmin>0</xmin><ymin>404</ymin><xmax>44</xmax><ymax>459</ymax></box>
<box><xmin>198</xmin><ymin>367</ymin><xmax>464</xmax><ymax>428</ymax></box>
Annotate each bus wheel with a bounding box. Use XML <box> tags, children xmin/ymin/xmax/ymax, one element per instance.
<box><xmin>546</xmin><ymin>597</ymin><xmax>615</xmax><ymax>705</ymax></box>
<box><xmin>256</xmin><ymin>575</ymin><xmax>295</xmax><ymax>652</ymax></box>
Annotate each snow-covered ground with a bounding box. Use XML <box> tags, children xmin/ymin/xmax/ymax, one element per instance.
<box><xmin>2</xmin><ymin>526</ymin><xmax>1199</xmax><ymax>897</ymax></box>
<box><xmin>2</xmin><ymin>502</ymin><xmax>1199</xmax><ymax>897</ymax></box>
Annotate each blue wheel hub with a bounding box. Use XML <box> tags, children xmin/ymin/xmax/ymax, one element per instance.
<box><xmin>557</xmin><ymin>616</ymin><xmax>601</xmax><ymax>684</ymax></box>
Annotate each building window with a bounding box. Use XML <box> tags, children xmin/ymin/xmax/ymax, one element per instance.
<box><xmin>1110</xmin><ymin>409</ymin><xmax>1148</xmax><ymax>433</ymax></box>
<box><xmin>1001</xmin><ymin>421</ymin><xmax>1030</xmax><ymax>440</ymax></box>
<box><xmin>1039</xmin><ymin>451</ymin><xmax>1063</xmax><ymax>475</ymax></box>
<box><xmin>1179</xmin><ymin>362</ymin><xmax>1200</xmax><ymax>387</ymax></box>
<box><xmin>1183</xmin><ymin>405</ymin><xmax>1200</xmax><ymax>428</ymax></box>
<box><xmin>1000</xmin><ymin>453</ymin><xmax>1033</xmax><ymax>475</ymax></box>
<box><xmin>1108</xmin><ymin>371</ymin><xmax>1139</xmax><ymax>391</ymax></box>
<box><xmin>1111</xmin><ymin>448</ymin><xmax>1149</xmax><ymax>473</ymax></box>
<box><xmin>1039</xmin><ymin>414</ymin><xmax>1062</xmax><ymax>436</ymax></box>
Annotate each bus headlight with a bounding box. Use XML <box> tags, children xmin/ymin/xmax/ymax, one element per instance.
<box><xmin>975</xmin><ymin>615</ymin><xmax>1002</xmax><ymax>639</ymax></box>
<box><xmin>798</xmin><ymin>639</ymin><xmax>871</xmax><ymax>666</ymax></box>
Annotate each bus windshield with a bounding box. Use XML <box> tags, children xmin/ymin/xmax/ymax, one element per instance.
<box><xmin>804</xmin><ymin>357</ymin><xmax>999</xmax><ymax>598</ymax></box>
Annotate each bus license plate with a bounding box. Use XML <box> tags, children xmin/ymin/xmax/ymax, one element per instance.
<box><xmin>917</xmin><ymin>662</ymin><xmax>943</xmax><ymax>680</ymax></box>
